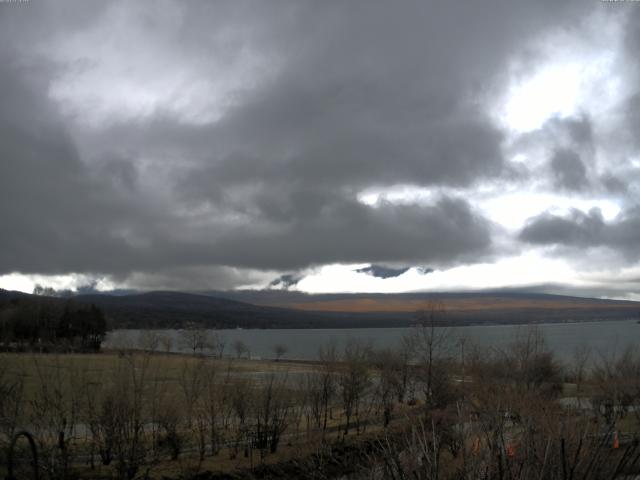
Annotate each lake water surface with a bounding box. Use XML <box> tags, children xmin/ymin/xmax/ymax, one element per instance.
<box><xmin>105</xmin><ymin>319</ymin><xmax>640</xmax><ymax>363</ymax></box>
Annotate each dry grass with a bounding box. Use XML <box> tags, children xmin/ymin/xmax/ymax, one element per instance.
<box><xmin>0</xmin><ymin>351</ymin><xmax>416</xmax><ymax>479</ymax></box>
<box><xmin>0</xmin><ymin>351</ymin><xmax>318</xmax><ymax>406</ymax></box>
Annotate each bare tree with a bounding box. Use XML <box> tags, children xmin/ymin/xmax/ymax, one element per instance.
<box><xmin>409</xmin><ymin>300</ymin><xmax>453</xmax><ymax>407</ymax></box>
<box><xmin>145</xmin><ymin>355</ymin><xmax>170</xmax><ymax>464</ymax></box>
<box><xmin>83</xmin><ymin>374</ymin><xmax>116</xmax><ymax>467</ymax></box>
<box><xmin>30</xmin><ymin>354</ymin><xmax>83</xmax><ymax>479</ymax></box>
<box><xmin>253</xmin><ymin>373</ymin><xmax>292</xmax><ymax>458</ymax></box>
<box><xmin>179</xmin><ymin>325</ymin><xmax>211</xmax><ymax>356</ymax></box>
<box><xmin>0</xmin><ymin>364</ymin><xmax>25</xmax><ymax>449</ymax></box>
<box><xmin>339</xmin><ymin>340</ymin><xmax>371</xmax><ymax>435</ymax></box>
<box><xmin>229</xmin><ymin>378</ymin><xmax>252</xmax><ymax>459</ymax></box>
<box><xmin>137</xmin><ymin>330</ymin><xmax>160</xmax><ymax>352</ymax></box>
<box><xmin>158</xmin><ymin>334</ymin><xmax>173</xmax><ymax>354</ymax></box>
<box><xmin>210</xmin><ymin>332</ymin><xmax>226</xmax><ymax>358</ymax></box>
<box><xmin>508</xmin><ymin>326</ymin><xmax>561</xmax><ymax>394</ymax></box>
<box><xmin>302</xmin><ymin>372</ymin><xmax>323</xmax><ymax>437</ymax></box>
<box><xmin>317</xmin><ymin>341</ymin><xmax>338</xmax><ymax>434</ymax></box>
<box><xmin>569</xmin><ymin>344</ymin><xmax>591</xmax><ymax>394</ymax></box>
<box><xmin>110</xmin><ymin>352</ymin><xmax>153</xmax><ymax>480</ymax></box>
<box><xmin>178</xmin><ymin>357</ymin><xmax>208</xmax><ymax>465</ymax></box>
<box><xmin>156</xmin><ymin>401</ymin><xmax>182</xmax><ymax>460</ymax></box>
<box><xmin>272</xmin><ymin>343</ymin><xmax>288</xmax><ymax>361</ymax></box>
<box><xmin>392</xmin><ymin>336</ymin><xmax>415</xmax><ymax>404</ymax></box>
<box><xmin>233</xmin><ymin>339</ymin><xmax>249</xmax><ymax>359</ymax></box>
<box><xmin>371</xmin><ymin>348</ymin><xmax>406</xmax><ymax>428</ymax></box>
<box><xmin>373</xmin><ymin>416</ymin><xmax>445</xmax><ymax>480</ymax></box>
<box><xmin>591</xmin><ymin>346</ymin><xmax>640</xmax><ymax>425</ymax></box>
<box><xmin>201</xmin><ymin>361</ymin><xmax>226</xmax><ymax>456</ymax></box>
<box><xmin>288</xmin><ymin>376</ymin><xmax>308</xmax><ymax>440</ymax></box>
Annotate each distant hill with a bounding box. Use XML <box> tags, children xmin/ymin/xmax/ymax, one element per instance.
<box><xmin>0</xmin><ymin>289</ymin><xmax>31</xmax><ymax>301</ymax></box>
<box><xmin>73</xmin><ymin>291</ymin><xmax>302</xmax><ymax>329</ymax></box>
<box><xmin>3</xmin><ymin>288</ymin><xmax>640</xmax><ymax>330</ymax></box>
<box><xmin>74</xmin><ymin>291</ymin><xmax>416</xmax><ymax>329</ymax></box>
<box><xmin>203</xmin><ymin>290</ymin><xmax>640</xmax><ymax>325</ymax></box>
<box><xmin>2</xmin><ymin>289</ymin><xmax>412</xmax><ymax>329</ymax></box>
<box><xmin>78</xmin><ymin>289</ymin><xmax>640</xmax><ymax>328</ymax></box>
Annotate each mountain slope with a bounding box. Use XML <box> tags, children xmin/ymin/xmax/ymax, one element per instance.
<box><xmin>203</xmin><ymin>289</ymin><xmax>640</xmax><ymax>325</ymax></box>
<box><xmin>3</xmin><ymin>288</ymin><xmax>640</xmax><ymax>329</ymax></box>
<box><xmin>75</xmin><ymin>291</ymin><xmax>316</xmax><ymax>329</ymax></box>
<box><xmin>205</xmin><ymin>289</ymin><xmax>639</xmax><ymax>310</ymax></box>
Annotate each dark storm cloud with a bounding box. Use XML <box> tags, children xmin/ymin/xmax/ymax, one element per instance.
<box><xmin>0</xmin><ymin>59</ymin><xmax>135</xmax><ymax>275</ymax></box>
<box><xmin>0</xmin><ymin>49</ymin><xmax>221</xmax><ymax>279</ymax></box>
<box><xmin>0</xmin><ymin>48</ymin><xmax>494</xmax><ymax>281</ymax></box>
<box><xmin>356</xmin><ymin>266</ymin><xmax>410</xmax><ymax>279</ymax></box>
<box><xmin>353</xmin><ymin>265</ymin><xmax>433</xmax><ymax>279</ymax></box>
<box><xmin>509</xmin><ymin>113</ymin><xmax>633</xmax><ymax>197</ymax></box>
<box><xmin>140</xmin><ymin>0</ymin><xmax>588</xmax><ymax>196</ymax></box>
<box><xmin>600</xmin><ymin>173</ymin><xmax>628</xmax><ymax>194</ymax></box>
<box><xmin>621</xmin><ymin>8</ymin><xmax>640</xmax><ymax>153</ymax></box>
<box><xmin>627</xmin><ymin>92</ymin><xmax>640</xmax><ymax>148</ymax></box>
<box><xmin>0</xmin><ymin>0</ymin><xmax>608</xmax><ymax>290</ymax></box>
<box><xmin>550</xmin><ymin>149</ymin><xmax>589</xmax><ymax>191</ymax></box>
<box><xmin>208</xmin><ymin>196</ymin><xmax>494</xmax><ymax>271</ymax></box>
<box><xmin>563</xmin><ymin>117</ymin><xmax>594</xmax><ymax>147</ymax></box>
<box><xmin>544</xmin><ymin>116</ymin><xmax>594</xmax><ymax>149</ymax></box>
<box><xmin>520</xmin><ymin>208</ymin><xmax>640</xmax><ymax>259</ymax></box>
<box><xmin>520</xmin><ymin>209</ymin><xmax>605</xmax><ymax>247</ymax></box>
<box><xmin>269</xmin><ymin>274</ymin><xmax>303</xmax><ymax>290</ymax></box>
<box><xmin>113</xmin><ymin>266</ymin><xmax>267</xmax><ymax>292</ymax></box>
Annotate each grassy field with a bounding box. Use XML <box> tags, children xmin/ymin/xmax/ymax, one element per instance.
<box><xmin>0</xmin><ymin>350</ymin><xmax>324</xmax><ymax>419</ymax></box>
<box><xmin>0</xmin><ymin>350</ymin><xmax>406</xmax><ymax>479</ymax></box>
<box><xmin>5</xmin><ymin>336</ymin><xmax>640</xmax><ymax>480</ymax></box>
<box><xmin>1</xmin><ymin>351</ymin><xmax>316</xmax><ymax>387</ymax></box>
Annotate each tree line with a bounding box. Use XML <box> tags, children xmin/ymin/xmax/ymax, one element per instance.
<box><xmin>0</xmin><ymin>297</ymin><xmax>107</xmax><ymax>352</ymax></box>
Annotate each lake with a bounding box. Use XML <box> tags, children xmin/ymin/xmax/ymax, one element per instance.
<box><xmin>104</xmin><ymin>319</ymin><xmax>640</xmax><ymax>363</ymax></box>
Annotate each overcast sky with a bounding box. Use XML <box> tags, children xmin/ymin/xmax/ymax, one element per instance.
<box><xmin>1</xmin><ymin>0</ymin><xmax>639</xmax><ymax>298</ymax></box>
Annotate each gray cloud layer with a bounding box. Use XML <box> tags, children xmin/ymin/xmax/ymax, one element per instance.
<box><xmin>356</xmin><ymin>266</ymin><xmax>411</xmax><ymax>279</ymax></box>
<box><xmin>0</xmin><ymin>0</ymin><xmax>637</xmax><ymax>292</ymax></box>
<box><xmin>550</xmin><ymin>149</ymin><xmax>589</xmax><ymax>191</ymax></box>
<box><xmin>520</xmin><ymin>208</ymin><xmax>640</xmax><ymax>260</ymax></box>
